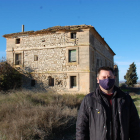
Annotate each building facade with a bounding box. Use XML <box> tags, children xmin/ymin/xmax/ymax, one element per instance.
<box><xmin>3</xmin><ymin>25</ymin><xmax>118</xmax><ymax>93</ymax></box>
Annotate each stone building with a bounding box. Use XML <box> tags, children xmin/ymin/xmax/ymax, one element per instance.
<box><xmin>3</xmin><ymin>25</ymin><xmax>118</xmax><ymax>93</ymax></box>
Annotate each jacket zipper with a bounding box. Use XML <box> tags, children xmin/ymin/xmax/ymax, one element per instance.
<box><xmin>102</xmin><ymin>106</ymin><xmax>107</xmax><ymax>140</ymax></box>
<box><xmin>118</xmin><ymin>99</ymin><xmax>123</xmax><ymax>139</ymax></box>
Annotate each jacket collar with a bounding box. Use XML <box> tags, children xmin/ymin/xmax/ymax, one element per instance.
<box><xmin>90</xmin><ymin>86</ymin><xmax>127</xmax><ymax>102</ymax></box>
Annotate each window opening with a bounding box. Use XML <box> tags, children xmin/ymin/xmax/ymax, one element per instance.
<box><xmin>31</xmin><ymin>80</ymin><xmax>35</xmax><ymax>87</ymax></box>
<box><xmin>100</xmin><ymin>60</ymin><xmax>102</xmax><ymax>66</ymax></box>
<box><xmin>71</xmin><ymin>32</ymin><xmax>76</xmax><ymax>39</ymax></box>
<box><xmin>15</xmin><ymin>38</ymin><xmax>20</xmax><ymax>44</ymax></box>
<box><xmin>97</xmin><ymin>59</ymin><xmax>99</xmax><ymax>67</ymax></box>
<box><xmin>70</xmin><ymin>76</ymin><xmax>76</xmax><ymax>88</ymax></box>
<box><xmin>48</xmin><ymin>76</ymin><xmax>54</xmax><ymax>86</ymax></box>
<box><xmin>69</xmin><ymin>49</ymin><xmax>76</xmax><ymax>62</ymax></box>
<box><xmin>34</xmin><ymin>55</ymin><xmax>38</xmax><ymax>61</ymax></box>
<box><xmin>15</xmin><ymin>54</ymin><xmax>21</xmax><ymax>65</ymax></box>
<box><xmin>92</xmin><ymin>51</ymin><xmax>94</xmax><ymax>64</ymax></box>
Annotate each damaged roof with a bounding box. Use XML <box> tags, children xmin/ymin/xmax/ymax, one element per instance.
<box><xmin>3</xmin><ymin>25</ymin><xmax>92</xmax><ymax>38</ymax></box>
<box><xmin>3</xmin><ymin>24</ymin><xmax>115</xmax><ymax>55</ymax></box>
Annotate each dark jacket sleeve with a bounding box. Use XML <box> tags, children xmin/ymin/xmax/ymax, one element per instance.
<box><xmin>76</xmin><ymin>96</ymin><xmax>90</xmax><ymax>140</ymax></box>
<box><xmin>129</xmin><ymin>96</ymin><xmax>140</xmax><ymax>140</ymax></box>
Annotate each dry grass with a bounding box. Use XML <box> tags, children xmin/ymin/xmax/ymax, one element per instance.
<box><xmin>0</xmin><ymin>89</ymin><xmax>139</xmax><ymax>140</ymax></box>
<box><xmin>131</xmin><ymin>94</ymin><xmax>140</xmax><ymax>116</ymax></box>
<box><xmin>0</xmin><ymin>90</ymin><xmax>84</xmax><ymax>140</ymax></box>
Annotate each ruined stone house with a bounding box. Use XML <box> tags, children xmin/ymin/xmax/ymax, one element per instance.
<box><xmin>3</xmin><ymin>25</ymin><xmax>118</xmax><ymax>93</ymax></box>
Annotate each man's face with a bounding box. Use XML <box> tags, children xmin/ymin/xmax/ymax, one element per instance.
<box><xmin>97</xmin><ymin>70</ymin><xmax>115</xmax><ymax>83</ymax></box>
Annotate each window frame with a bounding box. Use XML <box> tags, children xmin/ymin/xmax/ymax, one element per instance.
<box><xmin>96</xmin><ymin>58</ymin><xmax>100</xmax><ymax>68</ymax></box>
<box><xmin>48</xmin><ymin>76</ymin><xmax>54</xmax><ymax>87</ymax></box>
<box><xmin>70</xmin><ymin>76</ymin><xmax>77</xmax><ymax>88</ymax></box>
<box><xmin>67</xmin><ymin>73</ymin><xmax>79</xmax><ymax>91</ymax></box>
<box><xmin>69</xmin><ymin>49</ymin><xmax>76</xmax><ymax>62</ymax></box>
<box><xmin>15</xmin><ymin>53</ymin><xmax>22</xmax><ymax>65</ymax></box>
<box><xmin>15</xmin><ymin>38</ymin><xmax>20</xmax><ymax>44</ymax></box>
<box><xmin>66</xmin><ymin>47</ymin><xmax>79</xmax><ymax>65</ymax></box>
<box><xmin>34</xmin><ymin>55</ymin><xmax>38</xmax><ymax>61</ymax></box>
<box><xmin>71</xmin><ymin>32</ymin><xmax>76</xmax><ymax>39</ymax></box>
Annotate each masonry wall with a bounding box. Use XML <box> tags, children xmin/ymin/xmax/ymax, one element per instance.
<box><xmin>6</xmin><ymin>29</ymin><xmax>90</xmax><ymax>93</ymax></box>
<box><xmin>5</xmin><ymin>28</ymin><xmax>117</xmax><ymax>93</ymax></box>
<box><xmin>89</xmin><ymin>30</ymin><xmax>115</xmax><ymax>92</ymax></box>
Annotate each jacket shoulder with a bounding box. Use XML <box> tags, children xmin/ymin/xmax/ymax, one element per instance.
<box><xmin>114</xmin><ymin>86</ymin><xmax>130</xmax><ymax>97</ymax></box>
<box><xmin>115</xmin><ymin>86</ymin><xmax>133</xmax><ymax>104</ymax></box>
<box><xmin>83</xmin><ymin>92</ymin><xmax>95</xmax><ymax>101</ymax></box>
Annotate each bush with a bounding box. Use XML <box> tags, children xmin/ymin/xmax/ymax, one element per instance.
<box><xmin>119</xmin><ymin>83</ymin><xmax>127</xmax><ymax>88</ymax></box>
<box><xmin>0</xmin><ymin>60</ymin><xmax>21</xmax><ymax>91</ymax></box>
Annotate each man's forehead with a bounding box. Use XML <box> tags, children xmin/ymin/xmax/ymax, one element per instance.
<box><xmin>99</xmin><ymin>70</ymin><xmax>112</xmax><ymax>75</ymax></box>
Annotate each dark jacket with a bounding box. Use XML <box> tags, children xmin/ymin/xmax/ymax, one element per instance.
<box><xmin>76</xmin><ymin>86</ymin><xmax>140</xmax><ymax>140</ymax></box>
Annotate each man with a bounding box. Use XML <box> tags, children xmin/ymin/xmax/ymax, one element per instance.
<box><xmin>76</xmin><ymin>66</ymin><xmax>140</xmax><ymax>140</ymax></box>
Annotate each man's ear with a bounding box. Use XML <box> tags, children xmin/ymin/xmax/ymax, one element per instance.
<box><xmin>97</xmin><ymin>77</ymin><xmax>99</xmax><ymax>83</ymax></box>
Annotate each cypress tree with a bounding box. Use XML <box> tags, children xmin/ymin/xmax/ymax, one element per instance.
<box><xmin>124</xmin><ymin>62</ymin><xmax>138</xmax><ymax>87</ymax></box>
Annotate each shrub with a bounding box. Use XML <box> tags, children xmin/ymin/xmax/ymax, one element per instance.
<box><xmin>119</xmin><ymin>83</ymin><xmax>127</xmax><ymax>88</ymax></box>
<box><xmin>0</xmin><ymin>60</ymin><xmax>21</xmax><ymax>91</ymax></box>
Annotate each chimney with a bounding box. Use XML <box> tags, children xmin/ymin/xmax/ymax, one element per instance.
<box><xmin>22</xmin><ymin>25</ymin><xmax>24</xmax><ymax>32</ymax></box>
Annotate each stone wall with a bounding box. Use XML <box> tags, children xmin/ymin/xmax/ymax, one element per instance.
<box><xmin>22</xmin><ymin>72</ymin><xmax>68</xmax><ymax>92</ymax></box>
<box><xmin>6</xmin><ymin>30</ymin><xmax>90</xmax><ymax>93</ymax></box>
<box><xmin>24</xmin><ymin>48</ymin><xmax>78</xmax><ymax>72</ymax></box>
<box><xmin>6</xmin><ymin>29</ymin><xmax>89</xmax><ymax>51</ymax></box>
<box><xmin>89</xmin><ymin>31</ymin><xmax>115</xmax><ymax>92</ymax></box>
<box><xmin>5</xmin><ymin>28</ymin><xmax>117</xmax><ymax>93</ymax></box>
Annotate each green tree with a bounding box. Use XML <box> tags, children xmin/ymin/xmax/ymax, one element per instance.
<box><xmin>124</xmin><ymin>62</ymin><xmax>138</xmax><ymax>87</ymax></box>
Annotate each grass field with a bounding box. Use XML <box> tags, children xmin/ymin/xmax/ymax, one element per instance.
<box><xmin>120</xmin><ymin>87</ymin><xmax>140</xmax><ymax>116</ymax></box>
<box><xmin>131</xmin><ymin>95</ymin><xmax>140</xmax><ymax>116</ymax></box>
<box><xmin>0</xmin><ymin>89</ymin><xmax>139</xmax><ymax>140</ymax></box>
<box><xmin>0</xmin><ymin>90</ymin><xmax>84</xmax><ymax>140</ymax></box>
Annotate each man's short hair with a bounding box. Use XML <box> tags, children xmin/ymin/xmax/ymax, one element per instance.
<box><xmin>97</xmin><ymin>66</ymin><xmax>114</xmax><ymax>77</ymax></box>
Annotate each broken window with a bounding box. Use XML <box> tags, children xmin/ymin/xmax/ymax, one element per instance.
<box><xmin>31</xmin><ymin>79</ymin><xmax>35</xmax><ymax>87</ymax></box>
<box><xmin>15</xmin><ymin>38</ymin><xmax>20</xmax><ymax>44</ymax></box>
<box><xmin>48</xmin><ymin>76</ymin><xmax>54</xmax><ymax>86</ymax></box>
<box><xmin>71</xmin><ymin>32</ymin><xmax>76</xmax><ymax>39</ymax></box>
<box><xmin>70</xmin><ymin>76</ymin><xmax>76</xmax><ymax>88</ymax></box>
<box><xmin>69</xmin><ymin>49</ymin><xmax>76</xmax><ymax>62</ymax></box>
<box><xmin>15</xmin><ymin>53</ymin><xmax>21</xmax><ymax>65</ymax></box>
<box><xmin>34</xmin><ymin>55</ymin><xmax>38</xmax><ymax>61</ymax></box>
